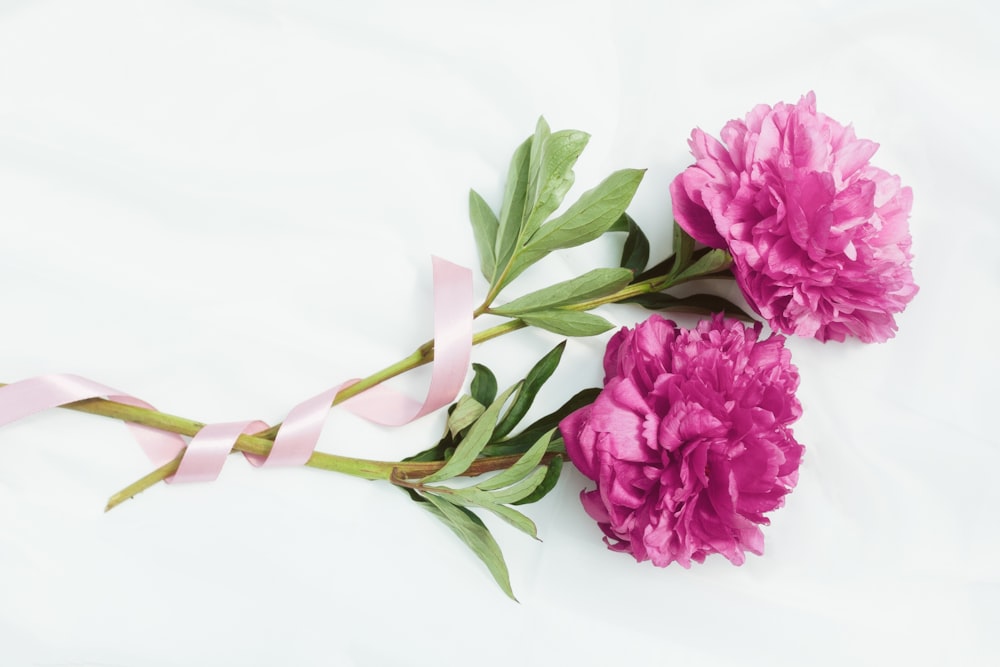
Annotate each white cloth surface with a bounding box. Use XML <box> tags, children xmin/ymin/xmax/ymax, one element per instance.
<box><xmin>1</xmin><ymin>1</ymin><xmax>997</xmax><ymax>665</ymax></box>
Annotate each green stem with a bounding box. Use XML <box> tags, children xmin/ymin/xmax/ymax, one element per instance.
<box><xmin>480</xmin><ymin>268</ymin><xmax>510</xmax><ymax>313</ymax></box>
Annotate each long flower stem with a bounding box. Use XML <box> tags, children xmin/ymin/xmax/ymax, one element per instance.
<box><xmin>101</xmin><ymin>318</ymin><xmax>527</xmax><ymax>507</ymax></box>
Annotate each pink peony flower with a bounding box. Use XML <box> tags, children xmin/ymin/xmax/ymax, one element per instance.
<box><xmin>670</xmin><ymin>92</ymin><xmax>917</xmax><ymax>342</ymax></box>
<box><xmin>559</xmin><ymin>314</ymin><xmax>803</xmax><ymax>567</ymax></box>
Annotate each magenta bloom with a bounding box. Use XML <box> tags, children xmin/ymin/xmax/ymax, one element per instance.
<box><xmin>670</xmin><ymin>92</ymin><xmax>917</xmax><ymax>342</ymax></box>
<box><xmin>559</xmin><ymin>315</ymin><xmax>803</xmax><ymax>567</ymax></box>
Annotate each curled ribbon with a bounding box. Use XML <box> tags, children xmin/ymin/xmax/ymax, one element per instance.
<box><xmin>0</xmin><ymin>257</ymin><xmax>473</xmax><ymax>483</ymax></box>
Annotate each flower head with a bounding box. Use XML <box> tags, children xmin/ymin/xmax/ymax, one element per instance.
<box><xmin>670</xmin><ymin>92</ymin><xmax>917</xmax><ymax>342</ymax></box>
<box><xmin>559</xmin><ymin>314</ymin><xmax>803</xmax><ymax>567</ymax></box>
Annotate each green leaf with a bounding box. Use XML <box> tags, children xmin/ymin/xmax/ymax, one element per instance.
<box><xmin>480</xmin><ymin>502</ymin><xmax>538</xmax><ymax>539</ymax></box>
<box><xmin>607</xmin><ymin>213</ymin><xmax>630</xmax><ymax>233</ymax></box>
<box><xmin>527</xmin><ymin>168</ymin><xmax>645</xmax><ymax>252</ymax></box>
<box><xmin>526</xmin><ymin>117</ymin><xmax>551</xmax><ymax>200</ymax></box>
<box><xmin>476</xmin><ymin>429</ymin><xmax>554</xmax><ymax>491</ymax></box>
<box><xmin>469</xmin><ymin>189</ymin><xmax>499</xmax><ymax>281</ymax></box>
<box><xmin>469</xmin><ymin>363</ymin><xmax>498</xmax><ymax>407</ymax></box>
<box><xmin>493</xmin><ymin>136</ymin><xmax>533</xmax><ymax>277</ymax></box>
<box><xmin>443</xmin><ymin>487</ymin><xmax>540</xmax><ymax>539</ymax></box>
<box><xmin>421</xmin><ymin>383</ymin><xmax>520</xmax><ymax>484</ymax></box>
<box><xmin>512</xmin><ymin>455</ymin><xmax>564</xmax><ymax>506</ymax></box>
<box><xmin>483</xmin><ymin>388</ymin><xmax>600</xmax><ymax>458</ymax></box>
<box><xmin>519</xmin><ymin>310</ymin><xmax>615</xmax><ymax>337</ymax></box>
<box><xmin>419</xmin><ymin>492</ymin><xmax>517</xmax><ymax>600</ymax></box>
<box><xmin>402</xmin><ymin>432</ymin><xmax>454</xmax><ymax>463</ymax></box>
<box><xmin>624</xmin><ymin>292</ymin><xmax>755</xmax><ymax>321</ymax></box>
<box><xmin>491</xmin><ymin>268</ymin><xmax>634</xmax><ymax>317</ymax></box>
<box><xmin>493</xmin><ymin>342</ymin><xmax>565</xmax><ymax>439</ymax></box>
<box><xmin>618</xmin><ymin>214</ymin><xmax>650</xmax><ymax>275</ymax></box>
<box><xmin>674</xmin><ymin>248</ymin><xmax>733</xmax><ymax>282</ymax></box>
<box><xmin>522</xmin><ymin>127</ymin><xmax>590</xmax><ymax>240</ymax></box>
<box><xmin>503</xmin><ymin>168</ymin><xmax>645</xmax><ymax>286</ymax></box>
<box><xmin>447</xmin><ymin>395</ymin><xmax>486</xmax><ymax>438</ymax></box>
<box><xmin>480</xmin><ymin>466</ymin><xmax>549</xmax><ymax>506</ymax></box>
<box><xmin>671</xmin><ymin>220</ymin><xmax>696</xmax><ymax>275</ymax></box>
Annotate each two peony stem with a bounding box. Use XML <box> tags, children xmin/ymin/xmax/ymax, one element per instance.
<box><xmin>9</xmin><ymin>264</ymin><xmax>717</xmax><ymax>510</ymax></box>
<box><xmin>102</xmin><ymin>316</ymin><xmax>529</xmax><ymax>510</ymax></box>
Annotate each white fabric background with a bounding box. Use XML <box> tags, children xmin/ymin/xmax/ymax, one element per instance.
<box><xmin>1</xmin><ymin>1</ymin><xmax>997</xmax><ymax>665</ymax></box>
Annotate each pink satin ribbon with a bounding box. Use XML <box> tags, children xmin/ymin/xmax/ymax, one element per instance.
<box><xmin>0</xmin><ymin>257</ymin><xmax>473</xmax><ymax>483</ymax></box>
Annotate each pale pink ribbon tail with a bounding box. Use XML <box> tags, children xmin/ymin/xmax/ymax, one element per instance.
<box><xmin>0</xmin><ymin>256</ymin><xmax>474</xmax><ymax>483</ymax></box>
<box><xmin>0</xmin><ymin>374</ymin><xmax>185</xmax><ymax>467</ymax></box>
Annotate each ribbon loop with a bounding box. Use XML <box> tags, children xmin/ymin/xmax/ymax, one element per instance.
<box><xmin>176</xmin><ymin>420</ymin><xmax>270</xmax><ymax>482</ymax></box>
